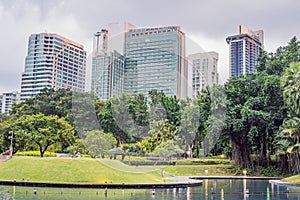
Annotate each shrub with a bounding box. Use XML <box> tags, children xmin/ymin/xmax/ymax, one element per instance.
<box><xmin>234</xmin><ymin>167</ymin><xmax>255</xmax><ymax>176</ymax></box>
<box><xmin>259</xmin><ymin>166</ymin><xmax>280</xmax><ymax>177</ymax></box>
<box><xmin>14</xmin><ymin>151</ymin><xmax>57</xmax><ymax>157</ymax></box>
<box><xmin>176</xmin><ymin>158</ymin><xmax>231</xmax><ymax>165</ymax></box>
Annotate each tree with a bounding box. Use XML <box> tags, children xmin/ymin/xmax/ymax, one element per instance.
<box><xmin>281</xmin><ymin>62</ymin><xmax>300</xmax><ymax>116</ymax></box>
<box><xmin>275</xmin><ymin>117</ymin><xmax>300</xmax><ymax>173</ymax></box>
<box><xmin>193</xmin><ymin>87</ymin><xmax>211</xmax><ymax>157</ymax></box>
<box><xmin>152</xmin><ymin>140</ymin><xmax>183</xmax><ymax>160</ymax></box>
<box><xmin>132</xmin><ymin>93</ymin><xmax>149</xmax><ymax>140</ymax></box>
<box><xmin>4</xmin><ymin>114</ymin><xmax>75</xmax><ymax>157</ymax></box>
<box><xmin>225</xmin><ymin>72</ymin><xmax>286</xmax><ymax>168</ymax></box>
<box><xmin>83</xmin><ymin>130</ymin><xmax>117</xmax><ymax>158</ymax></box>
<box><xmin>10</xmin><ymin>88</ymin><xmax>73</xmax><ymax>123</ymax></box>
<box><xmin>178</xmin><ymin>103</ymin><xmax>199</xmax><ymax>155</ymax></box>
<box><xmin>109</xmin><ymin>93</ymin><xmax>135</xmax><ymax>143</ymax></box>
<box><xmin>263</xmin><ymin>37</ymin><xmax>300</xmax><ymax>76</ymax></box>
<box><xmin>0</xmin><ymin>117</ymin><xmax>31</xmax><ymax>154</ymax></box>
<box><xmin>72</xmin><ymin>91</ymin><xmax>102</xmax><ymax>138</ymax></box>
<box><xmin>138</xmin><ymin>120</ymin><xmax>176</xmax><ymax>153</ymax></box>
<box><xmin>203</xmin><ymin>85</ymin><xmax>226</xmax><ymax>156</ymax></box>
<box><xmin>279</xmin><ymin>61</ymin><xmax>300</xmax><ymax>173</ymax></box>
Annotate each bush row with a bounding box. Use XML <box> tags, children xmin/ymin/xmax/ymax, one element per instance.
<box><xmin>176</xmin><ymin>159</ymin><xmax>231</xmax><ymax>165</ymax></box>
<box><xmin>15</xmin><ymin>151</ymin><xmax>57</xmax><ymax>157</ymax></box>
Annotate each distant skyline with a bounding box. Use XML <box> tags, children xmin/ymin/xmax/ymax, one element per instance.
<box><xmin>1</xmin><ymin>0</ymin><xmax>300</xmax><ymax>93</ymax></box>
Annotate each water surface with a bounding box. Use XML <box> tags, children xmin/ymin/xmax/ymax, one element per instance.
<box><xmin>0</xmin><ymin>179</ymin><xmax>299</xmax><ymax>199</ymax></box>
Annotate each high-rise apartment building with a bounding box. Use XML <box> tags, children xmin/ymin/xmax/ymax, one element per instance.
<box><xmin>91</xmin><ymin>30</ymin><xmax>125</xmax><ymax>100</ymax></box>
<box><xmin>226</xmin><ymin>25</ymin><xmax>264</xmax><ymax>77</ymax></box>
<box><xmin>20</xmin><ymin>33</ymin><xmax>86</xmax><ymax>101</ymax></box>
<box><xmin>187</xmin><ymin>52</ymin><xmax>219</xmax><ymax>98</ymax></box>
<box><xmin>0</xmin><ymin>91</ymin><xmax>20</xmax><ymax>114</ymax></box>
<box><xmin>124</xmin><ymin>26</ymin><xmax>186</xmax><ymax>98</ymax></box>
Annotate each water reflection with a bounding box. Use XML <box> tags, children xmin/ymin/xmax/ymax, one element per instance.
<box><xmin>200</xmin><ymin>179</ymin><xmax>300</xmax><ymax>200</ymax></box>
<box><xmin>0</xmin><ymin>180</ymin><xmax>300</xmax><ymax>199</ymax></box>
<box><xmin>186</xmin><ymin>186</ymin><xmax>192</xmax><ymax>200</ymax></box>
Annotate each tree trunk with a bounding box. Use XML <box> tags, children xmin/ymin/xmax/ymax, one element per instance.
<box><xmin>40</xmin><ymin>146</ymin><xmax>44</xmax><ymax>157</ymax></box>
<box><xmin>232</xmin><ymin>139</ymin><xmax>254</xmax><ymax>169</ymax></box>
<box><xmin>277</xmin><ymin>154</ymin><xmax>288</xmax><ymax>173</ymax></box>
<box><xmin>260</xmin><ymin>132</ymin><xmax>267</xmax><ymax>166</ymax></box>
<box><xmin>289</xmin><ymin>147</ymin><xmax>300</xmax><ymax>174</ymax></box>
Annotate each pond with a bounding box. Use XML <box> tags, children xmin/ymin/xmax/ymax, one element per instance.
<box><xmin>0</xmin><ymin>179</ymin><xmax>299</xmax><ymax>199</ymax></box>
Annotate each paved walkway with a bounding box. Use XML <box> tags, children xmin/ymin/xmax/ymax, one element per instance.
<box><xmin>169</xmin><ymin>176</ymin><xmax>201</xmax><ymax>183</ymax></box>
<box><xmin>269</xmin><ymin>179</ymin><xmax>300</xmax><ymax>187</ymax></box>
<box><xmin>189</xmin><ymin>176</ymin><xmax>283</xmax><ymax>180</ymax></box>
<box><xmin>0</xmin><ymin>179</ymin><xmax>202</xmax><ymax>189</ymax></box>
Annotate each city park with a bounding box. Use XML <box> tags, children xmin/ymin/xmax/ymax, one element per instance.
<box><xmin>0</xmin><ymin>37</ymin><xmax>300</xmax><ymax>198</ymax></box>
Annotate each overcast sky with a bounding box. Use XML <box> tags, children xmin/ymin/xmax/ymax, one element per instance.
<box><xmin>0</xmin><ymin>0</ymin><xmax>299</xmax><ymax>93</ymax></box>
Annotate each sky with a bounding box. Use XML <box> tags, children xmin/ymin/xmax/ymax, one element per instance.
<box><xmin>0</xmin><ymin>0</ymin><xmax>300</xmax><ymax>93</ymax></box>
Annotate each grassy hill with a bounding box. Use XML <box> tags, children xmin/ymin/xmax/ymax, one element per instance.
<box><xmin>282</xmin><ymin>175</ymin><xmax>300</xmax><ymax>184</ymax></box>
<box><xmin>0</xmin><ymin>157</ymin><xmax>162</xmax><ymax>184</ymax></box>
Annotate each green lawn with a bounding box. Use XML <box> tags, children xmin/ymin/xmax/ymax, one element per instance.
<box><xmin>160</xmin><ymin>164</ymin><xmax>234</xmax><ymax>176</ymax></box>
<box><xmin>282</xmin><ymin>175</ymin><xmax>300</xmax><ymax>184</ymax></box>
<box><xmin>0</xmin><ymin>157</ymin><xmax>162</xmax><ymax>184</ymax></box>
<box><xmin>98</xmin><ymin>159</ymin><xmax>158</xmax><ymax>173</ymax></box>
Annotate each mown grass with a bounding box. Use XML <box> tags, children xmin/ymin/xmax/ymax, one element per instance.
<box><xmin>282</xmin><ymin>175</ymin><xmax>300</xmax><ymax>184</ymax></box>
<box><xmin>0</xmin><ymin>157</ymin><xmax>162</xmax><ymax>183</ymax></box>
<box><xmin>98</xmin><ymin>159</ymin><xmax>158</xmax><ymax>173</ymax></box>
<box><xmin>160</xmin><ymin>164</ymin><xmax>234</xmax><ymax>176</ymax></box>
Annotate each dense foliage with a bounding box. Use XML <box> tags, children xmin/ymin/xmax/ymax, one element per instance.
<box><xmin>0</xmin><ymin>37</ymin><xmax>299</xmax><ymax>175</ymax></box>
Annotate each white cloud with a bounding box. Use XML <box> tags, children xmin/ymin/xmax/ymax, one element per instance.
<box><xmin>1</xmin><ymin>0</ymin><xmax>300</xmax><ymax>93</ymax></box>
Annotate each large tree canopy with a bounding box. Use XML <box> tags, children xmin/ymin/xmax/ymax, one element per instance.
<box><xmin>83</xmin><ymin>130</ymin><xmax>117</xmax><ymax>158</ymax></box>
<box><xmin>2</xmin><ymin>114</ymin><xmax>75</xmax><ymax>157</ymax></box>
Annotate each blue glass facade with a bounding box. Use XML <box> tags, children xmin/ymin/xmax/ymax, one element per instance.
<box><xmin>91</xmin><ymin>50</ymin><xmax>124</xmax><ymax>100</ymax></box>
<box><xmin>226</xmin><ymin>33</ymin><xmax>263</xmax><ymax>77</ymax></box>
<box><xmin>124</xmin><ymin>26</ymin><xmax>185</xmax><ymax>98</ymax></box>
<box><xmin>91</xmin><ymin>54</ymin><xmax>111</xmax><ymax>100</ymax></box>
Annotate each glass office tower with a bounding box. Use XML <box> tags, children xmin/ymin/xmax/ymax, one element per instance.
<box><xmin>124</xmin><ymin>26</ymin><xmax>186</xmax><ymax>98</ymax></box>
<box><xmin>91</xmin><ymin>30</ymin><xmax>124</xmax><ymax>100</ymax></box>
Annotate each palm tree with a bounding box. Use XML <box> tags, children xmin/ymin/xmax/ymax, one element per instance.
<box><xmin>281</xmin><ymin>62</ymin><xmax>300</xmax><ymax>116</ymax></box>
<box><xmin>280</xmin><ymin>62</ymin><xmax>300</xmax><ymax>173</ymax></box>
<box><xmin>276</xmin><ymin>118</ymin><xmax>300</xmax><ymax>174</ymax></box>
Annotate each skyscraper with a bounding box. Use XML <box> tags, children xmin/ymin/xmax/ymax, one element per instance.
<box><xmin>187</xmin><ymin>52</ymin><xmax>219</xmax><ymax>98</ymax></box>
<box><xmin>226</xmin><ymin>25</ymin><xmax>264</xmax><ymax>77</ymax></box>
<box><xmin>91</xmin><ymin>30</ymin><xmax>125</xmax><ymax>100</ymax></box>
<box><xmin>107</xmin><ymin>22</ymin><xmax>136</xmax><ymax>54</ymax></box>
<box><xmin>124</xmin><ymin>26</ymin><xmax>186</xmax><ymax>98</ymax></box>
<box><xmin>0</xmin><ymin>91</ymin><xmax>20</xmax><ymax>114</ymax></box>
<box><xmin>20</xmin><ymin>33</ymin><xmax>86</xmax><ymax>101</ymax></box>
<box><xmin>91</xmin><ymin>22</ymin><xmax>135</xmax><ymax>100</ymax></box>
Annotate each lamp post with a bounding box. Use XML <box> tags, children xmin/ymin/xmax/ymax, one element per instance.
<box><xmin>8</xmin><ymin>131</ymin><xmax>13</xmax><ymax>158</ymax></box>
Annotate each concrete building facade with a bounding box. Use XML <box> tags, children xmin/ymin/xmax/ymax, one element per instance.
<box><xmin>0</xmin><ymin>91</ymin><xmax>20</xmax><ymax>114</ymax></box>
<box><xmin>21</xmin><ymin>33</ymin><xmax>86</xmax><ymax>101</ymax></box>
<box><xmin>187</xmin><ymin>52</ymin><xmax>219</xmax><ymax>98</ymax></box>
